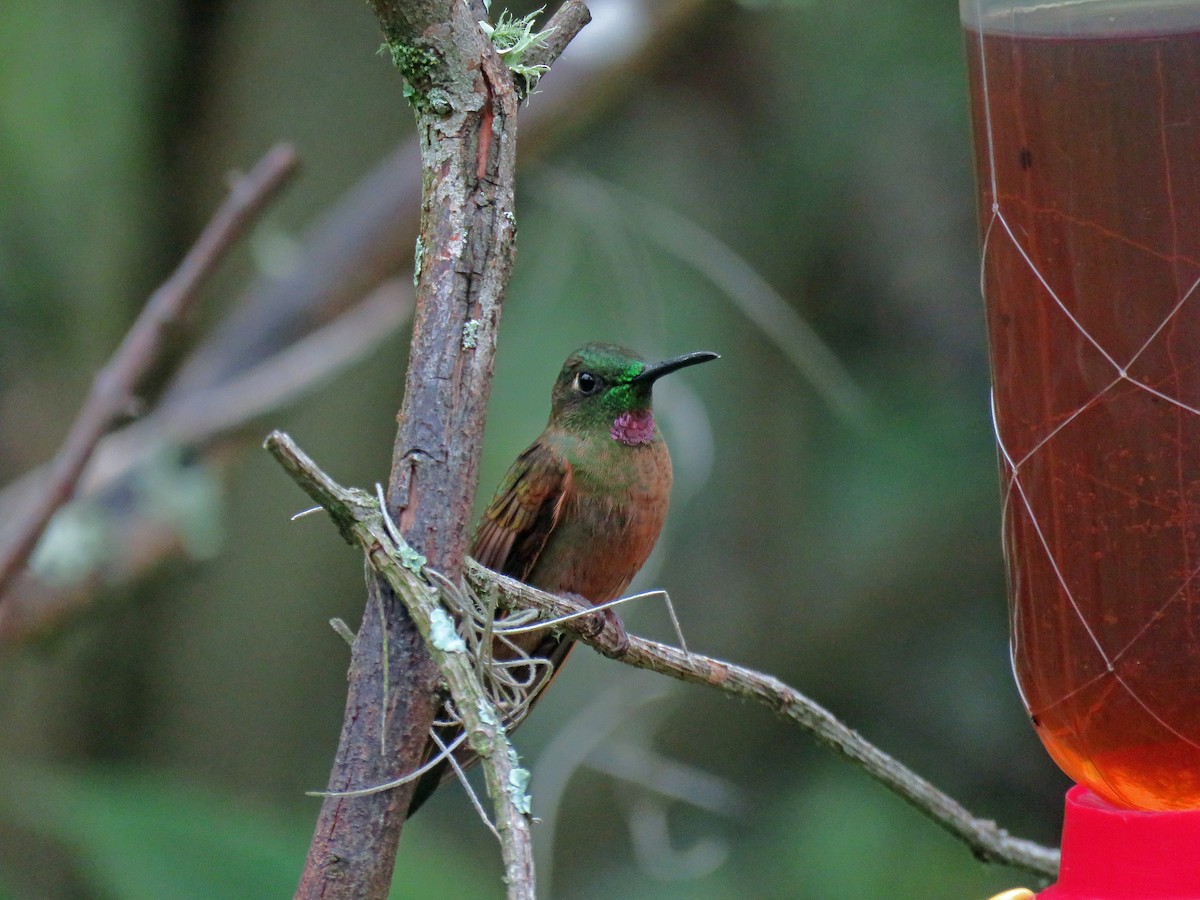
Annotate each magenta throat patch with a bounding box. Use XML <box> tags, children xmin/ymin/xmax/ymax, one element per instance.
<box><xmin>610</xmin><ymin>409</ymin><xmax>655</xmax><ymax>445</ymax></box>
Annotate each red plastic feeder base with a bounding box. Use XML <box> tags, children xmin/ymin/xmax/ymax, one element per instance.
<box><xmin>1040</xmin><ymin>785</ymin><xmax>1200</xmax><ymax>898</ymax></box>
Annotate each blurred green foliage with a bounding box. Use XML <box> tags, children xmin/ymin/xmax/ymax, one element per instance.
<box><xmin>0</xmin><ymin>0</ymin><xmax>1070</xmax><ymax>897</ymax></box>
<box><xmin>0</xmin><ymin>765</ymin><xmax>499</xmax><ymax>898</ymax></box>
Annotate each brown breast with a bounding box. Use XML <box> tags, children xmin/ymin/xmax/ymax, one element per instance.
<box><xmin>526</xmin><ymin>436</ymin><xmax>673</xmax><ymax>603</ymax></box>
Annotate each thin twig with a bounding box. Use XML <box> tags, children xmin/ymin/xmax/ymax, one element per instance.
<box><xmin>0</xmin><ymin>144</ymin><xmax>299</xmax><ymax>603</ymax></box>
<box><xmin>468</xmin><ymin>565</ymin><xmax>1061</xmax><ymax>882</ymax></box>
<box><xmin>146</xmin><ymin>279</ymin><xmax>411</xmax><ymax>448</ymax></box>
<box><xmin>266</xmin><ymin>430</ymin><xmax>1059</xmax><ymax>885</ymax></box>
<box><xmin>494</xmin><ymin>589</ymin><xmax>662</xmax><ymax>634</ymax></box>
<box><xmin>432</xmin><ymin>728</ymin><xmax>503</xmax><ymax>842</ymax></box>
<box><xmin>307</xmin><ymin>732</ymin><xmax>468</xmax><ymax>798</ymax></box>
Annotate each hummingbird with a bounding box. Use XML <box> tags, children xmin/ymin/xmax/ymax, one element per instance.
<box><xmin>407</xmin><ymin>342</ymin><xmax>719</xmax><ymax>814</ymax></box>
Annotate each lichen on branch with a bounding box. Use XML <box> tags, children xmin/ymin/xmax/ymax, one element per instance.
<box><xmin>381</xmin><ymin>41</ymin><xmax>447</xmax><ymax>113</ymax></box>
<box><xmin>479</xmin><ymin>7</ymin><xmax>556</xmax><ymax>96</ymax></box>
<box><xmin>265</xmin><ymin>430</ymin><xmax>535</xmax><ymax>888</ymax></box>
<box><xmin>267</xmin><ymin>429</ymin><xmax>1059</xmax><ymax>885</ymax></box>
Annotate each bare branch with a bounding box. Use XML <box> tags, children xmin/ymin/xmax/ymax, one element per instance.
<box><xmin>524</xmin><ymin>0</ymin><xmax>593</xmax><ymax>71</ymax></box>
<box><xmin>469</xmin><ymin>566</ymin><xmax>1061</xmax><ymax>881</ymax></box>
<box><xmin>147</xmin><ymin>280</ymin><xmax>412</xmax><ymax>447</ymax></box>
<box><xmin>0</xmin><ymin>144</ymin><xmax>299</xmax><ymax>602</ymax></box>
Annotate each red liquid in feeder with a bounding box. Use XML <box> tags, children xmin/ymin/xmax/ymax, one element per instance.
<box><xmin>966</xmin><ymin>12</ymin><xmax>1200</xmax><ymax>809</ymax></box>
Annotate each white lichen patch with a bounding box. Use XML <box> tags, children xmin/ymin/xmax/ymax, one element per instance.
<box><xmin>462</xmin><ymin>318</ymin><xmax>481</xmax><ymax>349</ymax></box>
<box><xmin>430</xmin><ymin>607</ymin><xmax>467</xmax><ymax>652</ymax></box>
<box><xmin>507</xmin><ymin>765</ymin><xmax>532</xmax><ymax>815</ymax></box>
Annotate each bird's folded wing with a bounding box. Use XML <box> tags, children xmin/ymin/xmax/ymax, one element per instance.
<box><xmin>472</xmin><ymin>440</ymin><xmax>572</xmax><ymax>579</ymax></box>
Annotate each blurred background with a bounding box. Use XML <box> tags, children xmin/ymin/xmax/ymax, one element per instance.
<box><xmin>0</xmin><ymin>0</ymin><xmax>1072</xmax><ymax>897</ymax></box>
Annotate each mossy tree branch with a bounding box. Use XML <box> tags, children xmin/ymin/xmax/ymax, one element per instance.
<box><xmin>294</xmin><ymin>3</ymin><xmax>587</xmax><ymax>898</ymax></box>
<box><xmin>267</xmin><ymin>432</ymin><xmax>536</xmax><ymax>896</ymax></box>
<box><xmin>268</xmin><ymin>431</ymin><xmax>1060</xmax><ymax>888</ymax></box>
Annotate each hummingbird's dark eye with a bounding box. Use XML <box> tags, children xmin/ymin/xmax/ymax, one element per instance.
<box><xmin>575</xmin><ymin>372</ymin><xmax>602</xmax><ymax>395</ymax></box>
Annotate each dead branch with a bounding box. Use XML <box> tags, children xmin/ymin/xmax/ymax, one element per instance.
<box><xmin>468</xmin><ymin>571</ymin><xmax>1061</xmax><ymax>882</ymax></box>
<box><xmin>524</xmin><ymin>0</ymin><xmax>592</xmax><ymax>70</ymax></box>
<box><xmin>0</xmin><ymin>281</ymin><xmax>410</xmax><ymax>646</ymax></box>
<box><xmin>0</xmin><ymin>144</ymin><xmax>299</xmax><ymax>603</ymax></box>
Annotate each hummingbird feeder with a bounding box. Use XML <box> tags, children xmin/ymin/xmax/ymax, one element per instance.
<box><xmin>964</xmin><ymin>0</ymin><xmax>1200</xmax><ymax>894</ymax></box>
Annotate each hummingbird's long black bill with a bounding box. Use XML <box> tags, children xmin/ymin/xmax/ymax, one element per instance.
<box><xmin>631</xmin><ymin>350</ymin><xmax>721</xmax><ymax>385</ymax></box>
